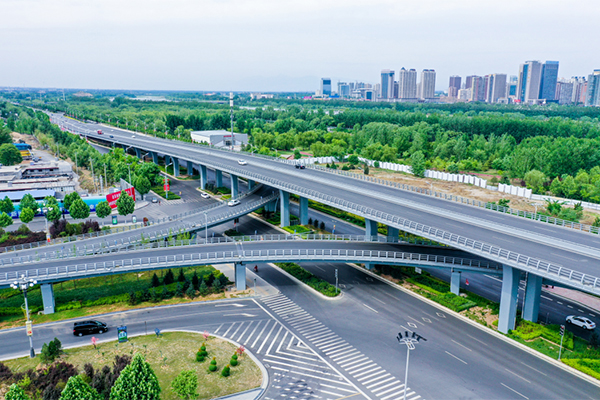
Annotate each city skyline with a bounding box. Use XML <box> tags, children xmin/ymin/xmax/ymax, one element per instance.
<box><xmin>2</xmin><ymin>0</ymin><xmax>599</xmax><ymax>92</ymax></box>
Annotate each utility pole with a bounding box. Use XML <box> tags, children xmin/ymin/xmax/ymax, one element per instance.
<box><xmin>230</xmin><ymin>92</ymin><xmax>234</xmax><ymax>148</ymax></box>
<box><xmin>90</xmin><ymin>158</ymin><xmax>96</xmax><ymax>193</ymax></box>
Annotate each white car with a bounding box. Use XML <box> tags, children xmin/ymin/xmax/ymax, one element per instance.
<box><xmin>228</xmin><ymin>199</ymin><xmax>240</xmax><ymax>207</ymax></box>
<box><xmin>201</xmin><ymin>192</ymin><xmax>210</xmax><ymax>199</ymax></box>
<box><xmin>566</xmin><ymin>315</ymin><xmax>596</xmax><ymax>330</ymax></box>
<box><xmin>238</xmin><ymin>159</ymin><xmax>247</xmax><ymax>165</ymax></box>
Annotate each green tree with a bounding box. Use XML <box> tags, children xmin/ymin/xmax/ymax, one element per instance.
<box><xmin>134</xmin><ymin>175</ymin><xmax>151</xmax><ymax>200</ymax></box>
<box><xmin>69</xmin><ymin>198</ymin><xmax>90</xmax><ymax>220</ymax></box>
<box><xmin>410</xmin><ymin>151</ymin><xmax>426</xmax><ymax>178</ymax></box>
<box><xmin>19</xmin><ymin>207</ymin><xmax>34</xmax><ymax>224</ymax></box>
<box><xmin>19</xmin><ymin>193</ymin><xmax>39</xmax><ymax>214</ymax></box>
<box><xmin>63</xmin><ymin>192</ymin><xmax>81</xmax><ymax>211</ymax></box>
<box><xmin>524</xmin><ymin>169</ymin><xmax>546</xmax><ymax>193</ymax></box>
<box><xmin>95</xmin><ymin>201</ymin><xmax>112</xmax><ymax>219</ymax></box>
<box><xmin>116</xmin><ymin>192</ymin><xmax>135</xmax><ymax>217</ymax></box>
<box><xmin>0</xmin><ymin>196</ymin><xmax>14</xmax><ymax>215</ymax></box>
<box><xmin>0</xmin><ymin>144</ymin><xmax>23</xmax><ymax>166</ymax></box>
<box><xmin>348</xmin><ymin>154</ymin><xmax>359</xmax><ymax>165</ymax></box>
<box><xmin>293</xmin><ymin>149</ymin><xmax>301</xmax><ymax>160</ymax></box>
<box><xmin>5</xmin><ymin>383</ymin><xmax>31</xmax><ymax>400</ymax></box>
<box><xmin>44</xmin><ymin>196</ymin><xmax>62</xmax><ymax>223</ymax></box>
<box><xmin>0</xmin><ymin>211</ymin><xmax>13</xmax><ymax>228</ymax></box>
<box><xmin>60</xmin><ymin>375</ymin><xmax>101</xmax><ymax>400</ymax></box>
<box><xmin>109</xmin><ymin>353</ymin><xmax>161</xmax><ymax>400</ymax></box>
<box><xmin>171</xmin><ymin>370</ymin><xmax>198</xmax><ymax>400</ymax></box>
<box><xmin>549</xmin><ymin>177</ymin><xmax>562</xmax><ymax>196</ymax></box>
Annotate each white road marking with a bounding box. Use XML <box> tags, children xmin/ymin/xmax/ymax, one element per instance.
<box><xmin>578</xmin><ymin>309</ymin><xmax>585</xmax><ymax>313</ymax></box>
<box><xmin>363</xmin><ymin>303</ymin><xmax>379</xmax><ymax>313</ymax></box>
<box><xmin>567</xmin><ymin>305</ymin><xmax>573</xmax><ymax>309</ymax></box>
<box><xmin>372</xmin><ymin>297</ymin><xmax>386</xmax><ymax>305</ymax></box>
<box><xmin>451</xmin><ymin>339</ymin><xmax>472</xmax><ymax>352</ymax></box>
<box><xmin>407</xmin><ymin>322</ymin><xmax>418</xmax><ymax>328</ymax></box>
<box><xmin>550</xmin><ymin>252</ymin><xmax>579</xmax><ymax>262</ymax></box>
<box><xmin>493</xmin><ymin>235</ymin><xmax>514</xmax><ymax>244</ymax></box>
<box><xmin>465</xmin><ymin>333</ymin><xmax>490</xmax><ymax>347</ymax></box>
<box><xmin>520</xmin><ymin>362</ymin><xmax>548</xmax><ymax>376</ymax></box>
<box><xmin>540</xmin><ymin>295</ymin><xmax>553</xmax><ymax>301</ymax></box>
<box><xmin>445</xmin><ymin>351</ymin><xmax>467</xmax><ymax>364</ymax></box>
<box><xmin>557</xmin><ymin>301</ymin><xmax>563</xmax><ymax>305</ymax></box>
<box><xmin>504</xmin><ymin>368</ymin><xmax>531</xmax><ymax>383</ymax></box>
<box><xmin>591</xmin><ymin>314</ymin><xmax>596</xmax><ymax>317</ymax></box>
<box><xmin>406</xmin><ymin>315</ymin><xmax>422</xmax><ymax>324</ymax></box>
<box><xmin>501</xmin><ymin>383</ymin><xmax>529</xmax><ymax>399</ymax></box>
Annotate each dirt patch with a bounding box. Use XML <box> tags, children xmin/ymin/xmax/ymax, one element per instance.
<box><xmin>460</xmin><ymin>306</ymin><xmax>498</xmax><ymax>329</ymax></box>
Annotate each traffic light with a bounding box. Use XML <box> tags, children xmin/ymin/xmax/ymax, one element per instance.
<box><xmin>560</xmin><ymin>325</ymin><xmax>565</xmax><ymax>336</ymax></box>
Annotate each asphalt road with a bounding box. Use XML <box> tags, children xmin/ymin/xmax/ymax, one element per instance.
<box><xmin>50</xmin><ymin>113</ymin><xmax>600</xmax><ymax>292</ymax></box>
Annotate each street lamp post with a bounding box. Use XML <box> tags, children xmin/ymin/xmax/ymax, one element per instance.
<box><xmin>11</xmin><ymin>275</ymin><xmax>38</xmax><ymax>358</ymax></box>
<box><xmin>204</xmin><ymin>211</ymin><xmax>208</xmax><ymax>243</ymax></box>
<box><xmin>397</xmin><ymin>331</ymin><xmax>426</xmax><ymax>400</ymax></box>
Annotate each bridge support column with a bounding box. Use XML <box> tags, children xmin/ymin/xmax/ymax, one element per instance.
<box><xmin>498</xmin><ymin>265</ymin><xmax>520</xmax><ymax>334</ymax></box>
<box><xmin>523</xmin><ymin>273</ymin><xmax>543</xmax><ymax>323</ymax></box>
<box><xmin>387</xmin><ymin>226</ymin><xmax>399</xmax><ymax>243</ymax></box>
<box><xmin>41</xmin><ymin>283</ymin><xmax>55</xmax><ymax>314</ymax></box>
<box><xmin>172</xmin><ymin>158</ymin><xmax>180</xmax><ymax>177</ymax></box>
<box><xmin>231</xmin><ymin>174</ymin><xmax>239</xmax><ymax>198</ymax></box>
<box><xmin>265</xmin><ymin>199</ymin><xmax>277</xmax><ymax>213</ymax></box>
<box><xmin>135</xmin><ymin>148</ymin><xmax>142</xmax><ymax>159</ymax></box>
<box><xmin>215</xmin><ymin>170</ymin><xmax>223</xmax><ymax>187</ymax></box>
<box><xmin>151</xmin><ymin>151</ymin><xmax>158</xmax><ymax>164</ymax></box>
<box><xmin>299</xmin><ymin>197</ymin><xmax>309</xmax><ymax>225</ymax></box>
<box><xmin>450</xmin><ymin>270</ymin><xmax>461</xmax><ymax>295</ymax></box>
<box><xmin>165</xmin><ymin>155</ymin><xmax>170</xmax><ymax>167</ymax></box>
<box><xmin>200</xmin><ymin>165</ymin><xmax>208</xmax><ymax>190</ymax></box>
<box><xmin>365</xmin><ymin>263</ymin><xmax>375</xmax><ymax>271</ymax></box>
<box><xmin>365</xmin><ymin>219</ymin><xmax>378</xmax><ymax>240</ymax></box>
<box><xmin>187</xmin><ymin>161</ymin><xmax>194</xmax><ymax>176</ymax></box>
<box><xmin>280</xmin><ymin>190</ymin><xmax>290</xmax><ymax>227</ymax></box>
<box><xmin>235</xmin><ymin>263</ymin><xmax>246</xmax><ymax>291</ymax></box>
<box><xmin>248</xmin><ymin>180</ymin><xmax>255</xmax><ymax>191</ymax></box>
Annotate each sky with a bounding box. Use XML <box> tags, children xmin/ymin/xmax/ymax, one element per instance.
<box><xmin>1</xmin><ymin>0</ymin><xmax>599</xmax><ymax>92</ymax></box>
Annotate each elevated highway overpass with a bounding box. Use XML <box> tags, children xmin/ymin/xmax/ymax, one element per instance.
<box><xmin>46</xmin><ymin>113</ymin><xmax>600</xmax><ymax>333</ymax></box>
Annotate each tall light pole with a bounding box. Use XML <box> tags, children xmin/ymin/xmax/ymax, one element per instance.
<box><xmin>230</xmin><ymin>92</ymin><xmax>234</xmax><ymax>148</ymax></box>
<box><xmin>11</xmin><ymin>275</ymin><xmax>38</xmax><ymax>358</ymax></box>
<box><xmin>204</xmin><ymin>211</ymin><xmax>208</xmax><ymax>243</ymax></box>
<box><xmin>397</xmin><ymin>331</ymin><xmax>426</xmax><ymax>400</ymax></box>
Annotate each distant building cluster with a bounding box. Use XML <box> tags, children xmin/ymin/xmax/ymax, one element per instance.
<box><xmin>315</xmin><ymin>61</ymin><xmax>600</xmax><ymax>106</ymax></box>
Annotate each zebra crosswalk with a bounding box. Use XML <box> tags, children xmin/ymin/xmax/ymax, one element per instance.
<box><xmin>259</xmin><ymin>293</ymin><xmax>423</xmax><ymax>400</ymax></box>
<box><xmin>214</xmin><ymin>316</ymin><xmax>362</xmax><ymax>399</ymax></box>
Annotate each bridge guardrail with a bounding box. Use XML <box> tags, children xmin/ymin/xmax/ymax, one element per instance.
<box><xmin>0</xmin><ymin>248</ymin><xmax>502</xmax><ymax>285</ymax></box>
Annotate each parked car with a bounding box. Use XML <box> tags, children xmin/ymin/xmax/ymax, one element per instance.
<box><xmin>201</xmin><ymin>192</ymin><xmax>210</xmax><ymax>199</ymax></box>
<box><xmin>238</xmin><ymin>159</ymin><xmax>247</xmax><ymax>165</ymax></box>
<box><xmin>97</xmin><ymin>130</ymin><xmax>103</xmax><ymax>134</ymax></box>
<box><xmin>228</xmin><ymin>199</ymin><xmax>240</xmax><ymax>207</ymax></box>
<box><xmin>73</xmin><ymin>320</ymin><xmax>108</xmax><ymax>336</ymax></box>
<box><xmin>566</xmin><ymin>315</ymin><xmax>596</xmax><ymax>330</ymax></box>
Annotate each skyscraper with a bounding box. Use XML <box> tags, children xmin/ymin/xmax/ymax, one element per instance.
<box><xmin>572</xmin><ymin>77</ymin><xmax>587</xmax><ymax>104</ymax></box>
<box><xmin>398</xmin><ymin>68</ymin><xmax>417</xmax><ymax>99</ymax></box>
<box><xmin>448</xmin><ymin>76</ymin><xmax>461</xmax><ymax>98</ymax></box>
<box><xmin>539</xmin><ymin>61</ymin><xmax>559</xmax><ymax>101</ymax></box>
<box><xmin>585</xmin><ymin>70</ymin><xmax>600</xmax><ymax>107</ymax></box>
<box><xmin>517</xmin><ymin>61</ymin><xmax>542</xmax><ymax>102</ymax></box>
<box><xmin>380</xmin><ymin>70</ymin><xmax>395</xmax><ymax>99</ymax></box>
<box><xmin>485</xmin><ymin>74</ymin><xmax>507</xmax><ymax>103</ymax></box>
<box><xmin>469</xmin><ymin>76</ymin><xmax>485</xmax><ymax>102</ymax></box>
<box><xmin>320</xmin><ymin>78</ymin><xmax>331</xmax><ymax>96</ymax></box>
<box><xmin>419</xmin><ymin>69</ymin><xmax>436</xmax><ymax>99</ymax></box>
<box><xmin>337</xmin><ymin>82</ymin><xmax>350</xmax><ymax>98</ymax></box>
<box><xmin>556</xmin><ymin>78</ymin><xmax>574</xmax><ymax>105</ymax></box>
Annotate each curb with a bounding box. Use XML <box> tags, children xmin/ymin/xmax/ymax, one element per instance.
<box><xmin>346</xmin><ymin>262</ymin><xmax>600</xmax><ymax>387</ymax></box>
<box><xmin>268</xmin><ymin>262</ymin><xmax>343</xmax><ymax>302</ymax></box>
<box><xmin>542</xmin><ymin>288</ymin><xmax>600</xmax><ymax>314</ymax></box>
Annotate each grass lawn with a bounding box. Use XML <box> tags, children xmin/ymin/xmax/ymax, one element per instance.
<box><xmin>3</xmin><ymin>332</ymin><xmax>262</xmax><ymax>400</ymax></box>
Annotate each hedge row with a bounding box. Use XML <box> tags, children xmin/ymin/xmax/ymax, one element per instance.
<box><xmin>276</xmin><ymin>263</ymin><xmax>339</xmax><ymax>297</ymax></box>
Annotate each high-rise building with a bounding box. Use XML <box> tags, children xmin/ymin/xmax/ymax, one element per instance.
<box><xmin>517</xmin><ymin>61</ymin><xmax>542</xmax><ymax>102</ymax></box>
<box><xmin>337</xmin><ymin>82</ymin><xmax>350</xmax><ymax>98</ymax></box>
<box><xmin>506</xmin><ymin>75</ymin><xmax>518</xmax><ymax>98</ymax></box>
<box><xmin>448</xmin><ymin>75</ymin><xmax>461</xmax><ymax>98</ymax></box>
<box><xmin>585</xmin><ymin>70</ymin><xmax>600</xmax><ymax>107</ymax></box>
<box><xmin>465</xmin><ymin>76</ymin><xmax>475</xmax><ymax>90</ymax></box>
<box><xmin>469</xmin><ymin>76</ymin><xmax>485</xmax><ymax>102</ymax></box>
<box><xmin>457</xmin><ymin>89</ymin><xmax>471</xmax><ymax>101</ymax></box>
<box><xmin>419</xmin><ymin>69</ymin><xmax>436</xmax><ymax>99</ymax></box>
<box><xmin>556</xmin><ymin>78</ymin><xmax>574</xmax><ymax>105</ymax></box>
<box><xmin>485</xmin><ymin>74</ymin><xmax>507</xmax><ymax>103</ymax></box>
<box><xmin>320</xmin><ymin>78</ymin><xmax>332</xmax><ymax>96</ymax></box>
<box><xmin>380</xmin><ymin>70</ymin><xmax>395</xmax><ymax>99</ymax></box>
<box><xmin>398</xmin><ymin>68</ymin><xmax>417</xmax><ymax>99</ymax></box>
<box><xmin>539</xmin><ymin>61</ymin><xmax>559</xmax><ymax>101</ymax></box>
<box><xmin>572</xmin><ymin>77</ymin><xmax>587</xmax><ymax>104</ymax></box>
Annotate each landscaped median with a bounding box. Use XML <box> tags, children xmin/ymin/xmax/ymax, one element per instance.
<box><xmin>274</xmin><ymin>262</ymin><xmax>340</xmax><ymax>297</ymax></box>
<box><xmin>0</xmin><ymin>332</ymin><xmax>262</xmax><ymax>400</ymax></box>
<box><xmin>371</xmin><ymin>263</ymin><xmax>600</xmax><ymax>380</ymax></box>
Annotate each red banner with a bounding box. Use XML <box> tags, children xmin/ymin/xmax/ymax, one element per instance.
<box><xmin>106</xmin><ymin>187</ymin><xmax>136</xmax><ymax>209</ymax></box>
<box><xmin>164</xmin><ymin>184</ymin><xmax>170</xmax><ymax>192</ymax></box>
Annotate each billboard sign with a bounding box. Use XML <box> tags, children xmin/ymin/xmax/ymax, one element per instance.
<box><xmin>106</xmin><ymin>187</ymin><xmax>136</xmax><ymax>209</ymax></box>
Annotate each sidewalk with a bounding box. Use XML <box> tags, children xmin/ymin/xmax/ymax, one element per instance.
<box><xmin>544</xmin><ymin>286</ymin><xmax>600</xmax><ymax>313</ymax></box>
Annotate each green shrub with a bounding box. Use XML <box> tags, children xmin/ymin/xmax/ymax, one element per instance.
<box><xmin>276</xmin><ymin>263</ymin><xmax>339</xmax><ymax>297</ymax></box>
<box><xmin>221</xmin><ymin>365</ymin><xmax>230</xmax><ymax>377</ymax></box>
<box><xmin>195</xmin><ymin>352</ymin><xmax>205</xmax><ymax>362</ymax></box>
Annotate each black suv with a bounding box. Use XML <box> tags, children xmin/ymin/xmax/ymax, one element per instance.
<box><xmin>73</xmin><ymin>320</ymin><xmax>108</xmax><ymax>336</ymax></box>
<box><xmin>295</xmin><ymin>164</ymin><xmax>305</xmax><ymax>169</ymax></box>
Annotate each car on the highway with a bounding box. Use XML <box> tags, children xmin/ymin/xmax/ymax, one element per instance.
<box><xmin>109</xmin><ymin>135</ymin><xmax>114</xmax><ymax>138</ymax></box>
<box><xmin>73</xmin><ymin>320</ymin><xmax>108</xmax><ymax>336</ymax></box>
<box><xmin>97</xmin><ymin>130</ymin><xmax>103</xmax><ymax>134</ymax></box>
<box><xmin>201</xmin><ymin>192</ymin><xmax>210</xmax><ymax>199</ymax></box>
<box><xmin>238</xmin><ymin>159</ymin><xmax>247</xmax><ymax>165</ymax></box>
<box><xmin>132</xmin><ymin>135</ymin><xmax>136</xmax><ymax>138</ymax></box>
<box><xmin>152</xmin><ymin>197</ymin><xmax>158</xmax><ymax>203</ymax></box>
<box><xmin>566</xmin><ymin>315</ymin><xmax>596</xmax><ymax>330</ymax></box>
<box><xmin>228</xmin><ymin>199</ymin><xmax>240</xmax><ymax>207</ymax></box>
<box><xmin>295</xmin><ymin>164</ymin><xmax>305</xmax><ymax>169</ymax></box>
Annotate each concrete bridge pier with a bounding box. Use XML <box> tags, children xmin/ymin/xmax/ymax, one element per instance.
<box><xmin>498</xmin><ymin>265</ymin><xmax>520</xmax><ymax>334</ymax></box>
<box><xmin>365</xmin><ymin>219</ymin><xmax>378</xmax><ymax>241</ymax></box>
<box><xmin>150</xmin><ymin>151</ymin><xmax>159</xmax><ymax>164</ymax></box>
<box><xmin>41</xmin><ymin>283</ymin><xmax>55</xmax><ymax>314</ymax></box>
<box><xmin>235</xmin><ymin>263</ymin><xmax>246</xmax><ymax>291</ymax></box>
<box><xmin>231</xmin><ymin>174</ymin><xmax>239</xmax><ymax>198</ymax></box>
<box><xmin>280</xmin><ymin>190</ymin><xmax>290</xmax><ymax>227</ymax></box>
<box><xmin>187</xmin><ymin>161</ymin><xmax>194</xmax><ymax>176</ymax></box>
<box><xmin>172</xmin><ymin>157</ymin><xmax>180</xmax><ymax>177</ymax></box>
<box><xmin>299</xmin><ymin>197</ymin><xmax>309</xmax><ymax>225</ymax></box>
<box><xmin>200</xmin><ymin>165</ymin><xmax>208</xmax><ymax>189</ymax></box>
<box><xmin>264</xmin><ymin>199</ymin><xmax>277</xmax><ymax>213</ymax></box>
<box><xmin>365</xmin><ymin>263</ymin><xmax>375</xmax><ymax>271</ymax></box>
<box><xmin>248</xmin><ymin>180</ymin><xmax>255</xmax><ymax>191</ymax></box>
<box><xmin>523</xmin><ymin>273</ymin><xmax>543</xmax><ymax>323</ymax></box>
<box><xmin>215</xmin><ymin>170</ymin><xmax>223</xmax><ymax>187</ymax></box>
<box><xmin>450</xmin><ymin>270</ymin><xmax>461</xmax><ymax>295</ymax></box>
<box><xmin>387</xmin><ymin>226</ymin><xmax>399</xmax><ymax>243</ymax></box>
<box><xmin>134</xmin><ymin>147</ymin><xmax>142</xmax><ymax>159</ymax></box>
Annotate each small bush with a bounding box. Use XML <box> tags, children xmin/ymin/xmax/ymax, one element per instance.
<box><xmin>208</xmin><ymin>357</ymin><xmax>217</xmax><ymax>372</ymax></box>
<box><xmin>195</xmin><ymin>352</ymin><xmax>205</xmax><ymax>362</ymax></box>
<box><xmin>221</xmin><ymin>365</ymin><xmax>231</xmax><ymax>377</ymax></box>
